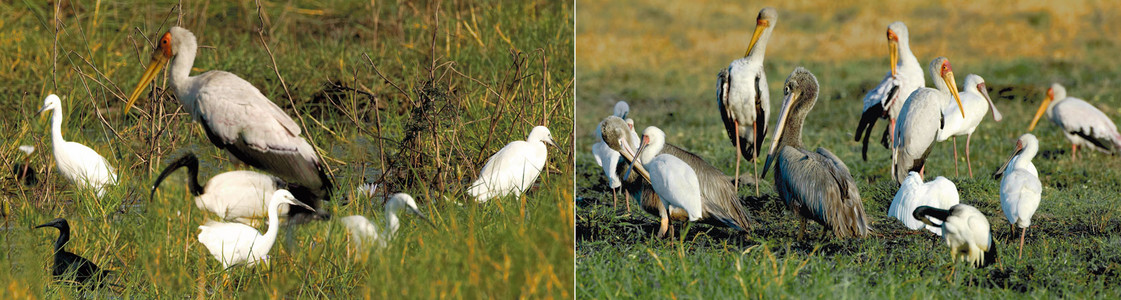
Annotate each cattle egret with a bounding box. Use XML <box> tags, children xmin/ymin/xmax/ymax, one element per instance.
<box><xmin>468</xmin><ymin>126</ymin><xmax>557</xmax><ymax>202</ymax></box>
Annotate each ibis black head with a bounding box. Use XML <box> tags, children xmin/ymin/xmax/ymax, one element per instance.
<box><xmin>35</xmin><ymin>218</ymin><xmax>70</xmax><ymax>231</ymax></box>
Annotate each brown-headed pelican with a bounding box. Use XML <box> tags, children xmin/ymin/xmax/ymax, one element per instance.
<box><xmin>125</xmin><ymin>27</ymin><xmax>332</xmax><ymax>222</ymax></box>
<box><xmin>891</xmin><ymin>57</ymin><xmax>965</xmax><ymax>183</ymax></box>
<box><xmin>856</xmin><ymin>22</ymin><xmax>925</xmax><ymax>161</ymax></box>
<box><xmin>1028</xmin><ymin>83</ymin><xmax>1121</xmax><ymax>160</ymax></box>
<box><xmin>592</xmin><ymin>101</ymin><xmax>630</xmax><ymax>208</ymax></box>
<box><xmin>995</xmin><ymin>133</ymin><xmax>1042</xmax><ymax>259</ymax></box>
<box><xmin>601</xmin><ymin>117</ymin><xmax>754</xmax><ymax>237</ymax></box>
<box><xmin>888</xmin><ymin>171</ymin><xmax>959</xmax><ymax>236</ymax></box>
<box><xmin>38</xmin><ymin>94</ymin><xmax>118</xmax><ymax>198</ymax></box>
<box><xmin>717</xmin><ymin>7</ymin><xmax>776</xmax><ymax>193</ymax></box>
<box><xmin>763</xmin><ymin>67</ymin><xmax>870</xmax><ymax>239</ymax></box>
<box><xmin>937</xmin><ymin>74</ymin><xmax>1003</xmax><ymax>177</ymax></box>
<box><xmin>913</xmin><ymin>204</ymin><xmax>998</xmax><ymax>278</ymax></box>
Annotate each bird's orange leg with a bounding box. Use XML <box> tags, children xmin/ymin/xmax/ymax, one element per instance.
<box><xmin>1072</xmin><ymin>144</ymin><xmax>1078</xmax><ymax>161</ymax></box>
<box><xmin>952</xmin><ymin>136</ymin><xmax>960</xmax><ymax>176</ymax></box>
<box><xmin>966</xmin><ymin>133</ymin><xmax>974</xmax><ymax>178</ymax></box>
<box><xmin>752</xmin><ymin>121</ymin><xmax>759</xmax><ymax>197</ymax></box>
<box><xmin>1019</xmin><ymin>227</ymin><xmax>1027</xmax><ymax>259</ymax></box>
<box><xmin>658</xmin><ymin>203</ymin><xmax>670</xmax><ymax>238</ymax></box>
<box><xmin>733</xmin><ymin>121</ymin><xmax>742</xmax><ymax>190</ymax></box>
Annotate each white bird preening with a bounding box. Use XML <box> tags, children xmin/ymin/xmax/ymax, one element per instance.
<box><xmin>125</xmin><ymin>26</ymin><xmax>332</xmax><ymax>222</ymax></box>
<box><xmin>913</xmin><ymin>204</ymin><xmax>998</xmax><ymax>276</ymax></box>
<box><xmin>38</xmin><ymin>94</ymin><xmax>118</xmax><ymax>197</ymax></box>
<box><xmin>892</xmin><ymin>57</ymin><xmax>965</xmax><ymax>183</ymax></box>
<box><xmin>1028</xmin><ymin>83</ymin><xmax>1121</xmax><ymax>160</ymax></box>
<box><xmin>340</xmin><ymin>193</ymin><xmax>435</xmax><ymax>249</ymax></box>
<box><xmin>624</xmin><ymin>126</ymin><xmax>704</xmax><ymax>237</ymax></box>
<box><xmin>995</xmin><ymin>133</ymin><xmax>1042</xmax><ymax>259</ymax></box>
<box><xmin>468</xmin><ymin>126</ymin><xmax>558</xmax><ymax>202</ymax></box>
<box><xmin>592</xmin><ymin>101</ymin><xmax>630</xmax><ymax>208</ymax></box>
<box><xmin>856</xmin><ymin>21</ymin><xmax>925</xmax><ymax>161</ymax></box>
<box><xmin>937</xmin><ymin>74</ymin><xmax>1003</xmax><ymax>177</ymax></box>
<box><xmin>150</xmin><ymin>152</ymin><xmax>290</xmax><ymax>226</ymax></box>
<box><xmin>887</xmin><ymin>171</ymin><xmax>960</xmax><ymax>236</ymax></box>
<box><xmin>196</xmin><ymin>189</ymin><xmax>313</xmax><ymax>269</ymax></box>
<box><xmin>716</xmin><ymin>7</ymin><xmax>775</xmax><ymax>194</ymax></box>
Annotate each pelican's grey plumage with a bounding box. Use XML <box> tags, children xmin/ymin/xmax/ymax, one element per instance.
<box><xmin>125</xmin><ymin>27</ymin><xmax>332</xmax><ymax>222</ymax></box>
<box><xmin>995</xmin><ymin>134</ymin><xmax>1042</xmax><ymax>259</ymax></box>
<box><xmin>592</xmin><ymin>101</ymin><xmax>631</xmax><ymax>208</ymax></box>
<box><xmin>937</xmin><ymin>74</ymin><xmax>1003</xmax><ymax>177</ymax></box>
<box><xmin>717</xmin><ymin>7</ymin><xmax>775</xmax><ymax>191</ymax></box>
<box><xmin>763</xmin><ymin>67</ymin><xmax>870</xmax><ymax>239</ymax></box>
<box><xmin>1028</xmin><ymin>83</ymin><xmax>1121</xmax><ymax>160</ymax></box>
<box><xmin>892</xmin><ymin>57</ymin><xmax>965</xmax><ymax>183</ymax></box>
<box><xmin>855</xmin><ymin>22</ymin><xmax>925</xmax><ymax>161</ymax></box>
<box><xmin>600</xmin><ymin>116</ymin><xmax>754</xmax><ymax>236</ymax></box>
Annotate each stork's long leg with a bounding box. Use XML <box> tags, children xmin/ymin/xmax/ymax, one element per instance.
<box><xmin>1072</xmin><ymin>144</ymin><xmax>1078</xmax><ymax>161</ymax></box>
<box><xmin>966</xmin><ymin>133</ymin><xmax>974</xmax><ymax>178</ymax></box>
<box><xmin>624</xmin><ymin>188</ymin><xmax>631</xmax><ymax>212</ymax></box>
<box><xmin>752</xmin><ymin>121</ymin><xmax>759</xmax><ymax>197</ymax></box>
<box><xmin>952</xmin><ymin>136</ymin><xmax>960</xmax><ymax>176</ymax></box>
<box><xmin>1019</xmin><ymin>227</ymin><xmax>1027</xmax><ymax>259</ymax></box>
<box><xmin>734</xmin><ymin>121</ymin><xmax>742</xmax><ymax>190</ymax></box>
<box><xmin>611</xmin><ymin>187</ymin><xmax>618</xmax><ymax>208</ymax></box>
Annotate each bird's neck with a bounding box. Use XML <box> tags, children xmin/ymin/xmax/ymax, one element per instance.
<box><xmin>383</xmin><ymin>209</ymin><xmax>401</xmax><ymax>241</ymax></box>
<box><xmin>168</xmin><ymin>45</ymin><xmax>196</xmax><ymax>98</ymax></box>
<box><xmin>261</xmin><ymin>201</ymin><xmax>283</xmax><ymax>249</ymax></box>
<box><xmin>898</xmin><ymin>41</ymin><xmax>920</xmax><ymax>75</ymax></box>
<box><xmin>1015</xmin><ymin>147</ymin><xmax>1037</xmax><ymax>169</ymax></box>
<box><xmin>50</xmin><ymin>106</ymin><xmax>65</xmax><ymax>148</ymax></box>
<box><xmin>777</xmin><ymin>120</ymin><xmax>804</xmax><ymax>150</ymax></box>
<box><xmin>638</xmin><ymin>142</ymin><xmax>663</xmax><ymax>163</ymax></box>
<box><xmin>746</xmin><ymin>29</ymin><xmax>772</xmax><ymax>60</ymax></box>
<box><xmin>185</xmin><ymin>164</ymin><xmax>205</xmax><ymax>196</ymax></box>
<box><xmin>53</xmin><ymin>228</ymin><xmax>69</xmax><ymax>253</ymax></box>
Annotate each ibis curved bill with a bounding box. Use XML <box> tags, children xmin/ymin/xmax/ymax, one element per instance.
<box><xmin>937</xmin><ymin>74</ymin><xmax>1003</xmax><ymax>177</ymax></box>
<box><xmin>39</xmin><ymin>94</ymin><xmax>118</xmax><ymax>197</ymax></box>
<box><xmin>763</xmin><ymin>67</ymin><xmax>870</xmax><ymax>239</ymax></box>
<box><xmin>125</xmin><ymin>27</ymin><xmax>332</xmax><ymax>222</ymax></box>
<box><xmin>340</xmin><ymin>193</ymin><xmax>435</xmax><ymax>249</ymax></box>
<box><xmin>592</xmin><ymin>101</ymin><xmax>631</xmax><ymax>208</ymax></box>
<box><xmin>1028</xmin><ymin>83</ymin><xmax>1121</xmax><ymax>160</ymax></box>
<box><xmin>150</xmin><ymin>152</ymin><xmax>293</xmax><ymax>226</ymax></box>
<box><xmin>995</xmin><ymin>134</ymin><xmax>1042</xmax><ymax>259</ymax></box>
<box><xmin>855</xmin><ymin>21</ymin><xmax>926</xmax><ymax>161</ymax></box>
<box><xmin>887</xmin><ymin>171</ymin><xmax>959</xmax><ymax>236</ymax></box>
<box><xmin>624</xmin><ymin>126</ymin><xmax>705</xmax><ymax>237</ymax></box>
<box><xmin>891</xmin><ymin>57</ymin><xmax>965</xmax><ymax>183</ymax></box>
<box><xmin>196</xmin><ymin>189</ymin><xmax>313</xmax><ymax>268</ymax></box>
<box><xmin>913</xmin><ymin>204</ymin><xmax>997</xmax><ymax>269</ymax></box>
<box><xmin>35</xmin><ymin>218</ymin><xmax>112</xmax><ymax>288</ymax></box>
<box><xmin>717</xmin><ymin>7</ymin><xmax>775</xmax><ymax>191</ymax></box>
<box><xmin>468</xmin><ymin>126</ymin><xmax>557</xmax><ymax>202</ymax></box>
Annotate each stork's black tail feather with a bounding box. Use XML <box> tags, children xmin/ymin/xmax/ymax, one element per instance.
<box><xmin>856</xmin><ymin>104</ymin><xmax>884</xmax><ymax>161</ymax></box>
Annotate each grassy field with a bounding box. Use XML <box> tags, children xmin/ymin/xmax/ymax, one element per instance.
<box><xmin>576</xmin><ymin>0</ymin><xmax>1121</xmax><ymax>298</ymax></box>
<box><xmin>0</xmin><ymin>0</ymin><xmax>572</xmax><ymax>298</ymax></box>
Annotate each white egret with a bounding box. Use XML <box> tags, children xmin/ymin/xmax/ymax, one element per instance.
<box><xmin>35</xmin><ymin>218</ymin><xmax>112</xmax><ymax>288</ymax></box>
<box><xmin>38</xmin><ymin>94</ymin><xmax>117</xmax><ymax>197</ymax></box>
<box><xmin>125</xmin><ymin>27</ymin><xmax>332</xmax><ymax>222</ymax></box>
<box><xmin>468</xmin><ymin>126</ymin><xmax>557</xmax><ymax>202</ymax></box>
<box><xmin>995</xmin><ymin>133</ymin><xmax>1042</xmax><ymax>259</ymax></box>
<box><xmin>1028</xmin><ymin>83</ymin><xmax>1121</xmax><ymax>160</ymax></box>
<box><xmin>150</xmin><ymin>152</ymin><xmax>291</xmax><ymax>225</ymax></box>
<box><xmin>937</xmin><ymin>74</ymin><xmax>1003</xmax><ymax>177</ymax></box>
<box><xmin>888</xmin><ymin>171</ymin><xmax>959</xmax><ymax>236</ymax></box>
<box><xmin>762</xmin><ymin>67</ymin><xmax>870</xmax><ymax>239</ymax></box>
<box><xmin>340</xmin><ymin>193</ymin><xmax>435</xmax><ymax>249</ymax></box>
<box><xmin>196</xmin><ymin>189</ymin><xmax>313</xmax><ymax>268</ymax></box>
<box><xmin>624</xmin><ymin>126</ymin><xmax>704</xmax><ymax>237</ymax></box>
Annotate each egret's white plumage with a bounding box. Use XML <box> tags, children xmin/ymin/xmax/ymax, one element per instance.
<box><xmin>468</xmin><ymin>126</ymin><xmax>557</xmax><ymax>202</ymax></box>
<box><xmin>126</xmin><ymin>27</ymin><xmax>332</xmax><ymax>221</ymax></box>
<box><xmin>914</xmin><ymin>204</ymin><xmax>997</xmax><ymax>268</ymax></box>
<box><xmin>592</xmin><ymin>101</ymin><xmax>630</xmax><ymax>206</ymax></box>
<box><xmin>625</xmin><ymin>126</ymin><xmax>704</xmax><ymax>237</ymax></box>
<box><xmin>38</xmin><ymin>94</ymin><xmax>117</xmax><ymax>197</ymax></box>
<box><xmin>996</xmin><ymin>134</ymin><xmax>1042</xmax><ymax>259</ymax></box>
<box><xmin>340</xmin><ymin>193</ymin><xmax>434</xmax><ymax>249</ymax></box>
<box><xmin>717</xmin><ymin>7</ymin><xmax>775</xmax><ymax>189</ymax></box>
<box><xmin>196</xmin><ymin>189</ymin><xmax>312</xmax><ymax>268</ymax></box>
<box><xmin>887</xmin><ymin>171</ymin><xmax>959</xmax><ymax>235</ymax></box>
<box><xmin>856</xmin><ymin>21</ymin><xmax>925</xmax><ymax>161</ymax></box>
<box><xmin>151</xmin><ymin>153</ymin><xmax>288</xmax><ymax>226</ymax></box>
<box><xmin>892</xmin><ymin>57</ymin><xmax>965</xmax><ymax>183</ymax></box>
<box><xmin>937</xmin><ymin>74</ymin><xmax>1003</xmax><ymax>177</ymax></box>
<box><xmin>1029</xmin><ymin>83</ymin><xmax>1121</xmax><ymax>159</ymax></box>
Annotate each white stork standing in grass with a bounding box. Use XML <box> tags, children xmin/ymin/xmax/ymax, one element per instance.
<box><xmin>125</xmin><ymin>26</ymin><xmax>332</xmax><ymax>223</ymax></box>
<box><xmin>1028</xmin><ymin>83</ymin><xmax>1121</xmax><ymax>160</ymax></box>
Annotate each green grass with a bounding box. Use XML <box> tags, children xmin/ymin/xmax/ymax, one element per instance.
<box><xmin>577</xmin><ymin>0</ymin><xmax>1121</xmax><ymax>298</ymax></box>
<box><xmin>0</xmin><ymin>0</ymin><xmax>572</xmax><ymax>298</ymax></box>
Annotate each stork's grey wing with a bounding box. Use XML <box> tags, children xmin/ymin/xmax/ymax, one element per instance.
<box><xmin>1054</xmin><ymin>98</ymin><xmax>1121</xmax><ymax>153</ymax></box>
